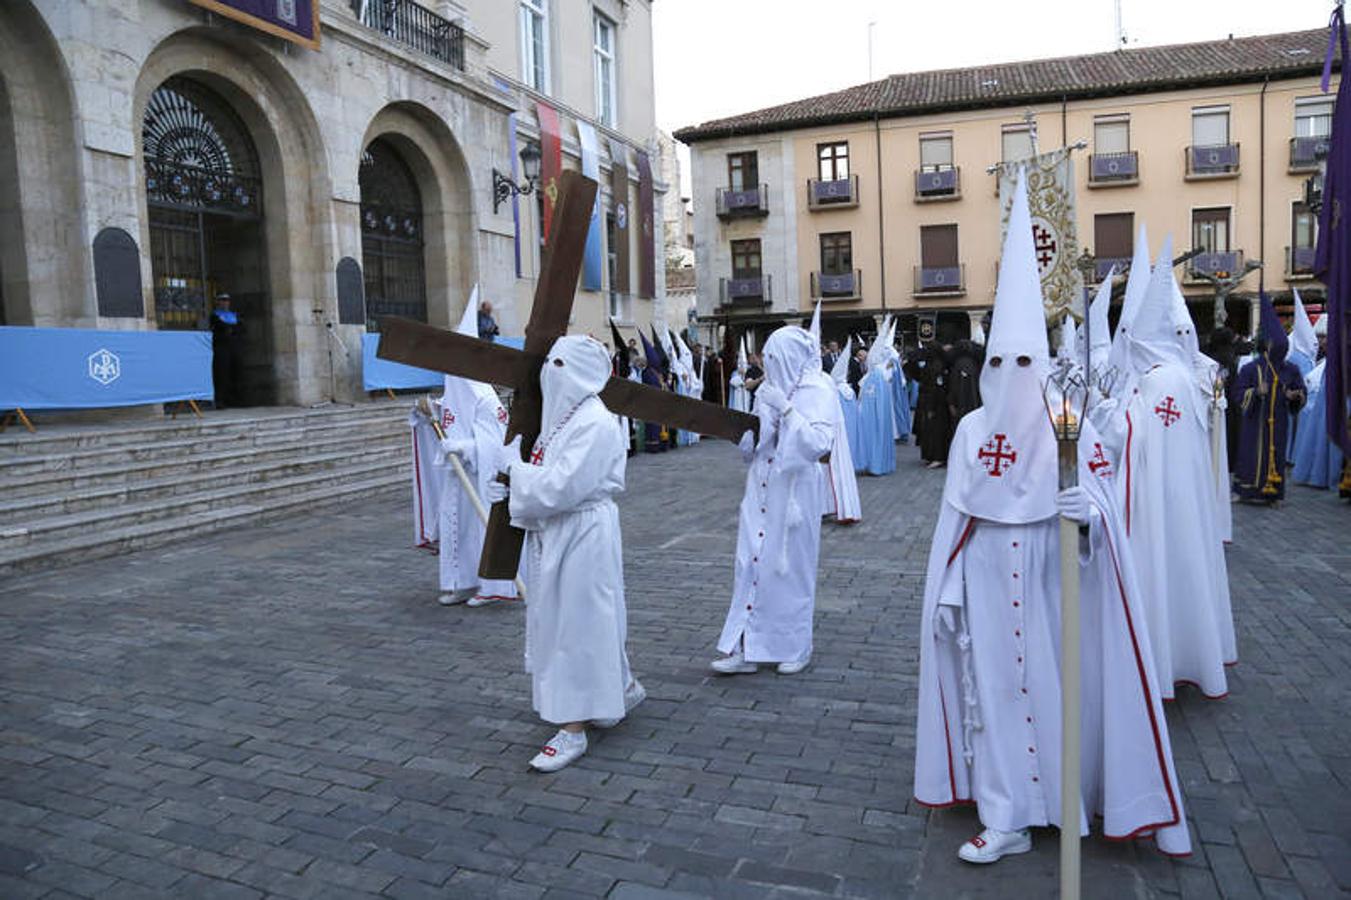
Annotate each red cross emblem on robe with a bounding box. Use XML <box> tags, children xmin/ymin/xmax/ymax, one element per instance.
<box><xmin>496</xmin><ymin>406</ymin><xmax>508</xmax><ymax>424</ymax></box>
<box><xmin>440</xmin><ymin>409</ymin><xmax>456</xmax><ymax>428</ymax></box>
<box><xmin>1087</xmin><ymin>442</ymin><xmax>1113</xmax><ymax>478</ymax></box>
<box><xmin>1154</xmin><ymin>396</ymin><xmax>1181</xmax><ymax>427</ymax></box>
<box><xmin>977</xmin><ymin>433</ymin><xmax>1017</xmax><ymax>477</ymax></box>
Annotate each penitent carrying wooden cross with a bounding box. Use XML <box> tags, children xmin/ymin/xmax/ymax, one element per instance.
<box><xmin>377</xmin><ymin>170</ymin><xmax>759</xmax><ymax>581</ymax></box>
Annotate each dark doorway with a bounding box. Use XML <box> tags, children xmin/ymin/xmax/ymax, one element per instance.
<box><xmin>143</xmin><ymin>76</ymin><xmax>273</xmax><ymax>405</ymax></box>
<box><xmin>359</xmin><ymin>138</ymin><xmax>427</xmax><ymax>331</ymax></box>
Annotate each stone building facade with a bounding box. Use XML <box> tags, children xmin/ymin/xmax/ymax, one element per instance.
<box><xmin>0</xmin><ymin>0</ymin><xmax>664</xmax><ymax>407</ymax></box>
<box><xmin>675</xmin><ymin>28</ymin><xmax>1338</xmax><ymax>348</ymax></box>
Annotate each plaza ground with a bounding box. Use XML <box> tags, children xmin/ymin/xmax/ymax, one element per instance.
<box><xmin>1</xmin><ymin>439</ymin><xmax>1348</xmax><ymax>898</ymax></box>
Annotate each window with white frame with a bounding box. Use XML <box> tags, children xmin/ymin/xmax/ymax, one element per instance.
<box><xmin>1191</xmin><ymin>106</ymin><xmax>1230</xmax><ymax>147</ymax></box>
<box><xmin>594</xmin><ymin>12</ymin><xmax>617</xmax><ymax>128</ymax></box>
<box><xmin>1295</xmin><ymin>97</ymin><xmax>1334</xmax><ymax>138</ymax></box>
<box><xmin>1001</xmin><ymin>125</ymin><xmax>1033</xmax><ymax>163</ymax></box>
<box><xmin>520</xmin><ymin>0</ymin><xmax>550</xmax><ymax>93</ymax></box>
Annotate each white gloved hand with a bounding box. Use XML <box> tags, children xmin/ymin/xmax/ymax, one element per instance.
<box><xmin>935</xmin><ymin>605</ymin><xmax>958</xmax><ymax>635</ymax></box>
<box><xmin>495</xmin><ymin>435</ymin><xmax>524</xmax><ymax>475</ymax></box>
<box><xmin>738</xmin><ymin>429</ymin><xmax>756</xmax><ymax>463</ymax></box>
<box><xmin>484</xmin><ymin>479</ymin><xmax>509</xmax><ymax>505</ymax></box>
<box><xmin>755</xmin><ymin>383</ymin><xmax>788</xmax><ymax>416</ymax></box>
<box><xmin>439</xmin><ymin>437</ymin><xmax>473</xmax><ymax>464</ymax></box>
<box><xmin>1056</xmin><ymin>485</ymin><xmax>1094</xmax><ymax>524</ymax></box>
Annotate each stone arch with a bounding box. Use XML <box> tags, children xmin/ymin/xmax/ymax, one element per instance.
<box><xmin>0</xmin><ymin>1</ymin><xmax>85</xmax><ymax>326</ymax></box>
<box><xmin>134</xmin><ymin>27</ymin><xmax>332</xmax><ymax>405</ymax></box>
<box><xmin>359</xmin><ymin>102</ymin><xmax>477</xmax><ymax>330</ymax></box>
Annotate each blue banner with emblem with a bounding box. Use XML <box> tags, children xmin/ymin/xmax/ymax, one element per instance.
<box><xmin>186</xmin><ymin>0</ymin><xmax>319</xmax><ymax>50</ymax></box>
<box><xmin>576</xmin><ymin>121</ymin><xmax>605</xmax><ymax>292</ymax></box>
<box><xmin>0</xmin><ymin>326</ymin><xmax>214</xmax><ymax>410</ymax></box>
<box><xmin>362</xmin><ymin>333</ymin><xmax>442</xmax><ymax>391</ymax></box>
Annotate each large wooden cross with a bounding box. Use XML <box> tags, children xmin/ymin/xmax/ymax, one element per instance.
<box><xmin>377</xmin><ymin>170</ymin><xmax>758</xmax><ymax>580</ymax></box>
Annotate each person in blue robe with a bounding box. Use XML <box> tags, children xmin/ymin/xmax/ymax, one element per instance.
<box><xmin>855</xmin><ymin>365</ymin><xmax>896</xmax><ymax>476</ymax></box>
<box><xmin>1291</xmin><ymin>359</ymin><xmax>1346</xmax><ymax>488</ymax></box>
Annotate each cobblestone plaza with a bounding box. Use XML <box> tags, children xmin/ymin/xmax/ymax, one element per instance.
<box><xmin>1</xmin><ymin>441</ymin><xmax>1348</xmax><ymax>898</ymax></box>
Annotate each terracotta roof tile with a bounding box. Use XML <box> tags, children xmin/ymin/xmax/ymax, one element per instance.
<box><xmin>674</xmin><ymin>28</ymin><xmax>1337</xmax><ymax>143</ymax></box>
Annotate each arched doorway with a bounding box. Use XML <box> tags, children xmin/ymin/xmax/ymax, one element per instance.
<box><xmin>143</xmin><ymin>76</ymin><xmax>273</xmax><ymax>405</ymax></box>
<box><xmin>359</xmin><ymin>138</ymin><xmax>426</xmax><ymax>331</ymax></box>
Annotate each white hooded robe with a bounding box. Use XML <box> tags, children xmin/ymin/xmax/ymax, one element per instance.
<box><xmin>717</xmin><ymin>327</ymin><xmax>835</xmax><ymax>664</ymax></box>
<box><xmin>507</xmin><ymin>336</ymin><xmax>636</xmax><ymax>725</ymax></box>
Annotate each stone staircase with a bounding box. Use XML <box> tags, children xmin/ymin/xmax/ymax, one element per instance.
<box><xmin>0</xmin><ymin>401</ymin><xmax>413</xmax><ymax>575</ymax></box>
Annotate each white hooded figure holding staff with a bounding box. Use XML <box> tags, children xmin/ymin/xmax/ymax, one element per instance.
<box><xmin>434</xmin><ymin>295</ymin><xmax>520</xmax><ymax>607</ymax></box>
<box><xmin>711</xmin><ymin>325</ymin><xmax>836</xmax><ymax>676</ymax></box>
<box><xmin>912</xmin><ymin>172</ymin><xmax>1189</xmax><ymax>863</ymax></box>
<box><xmin>486</xmin><ymin>335</ymin><xmax>644</xmax><ymax>772</ymax></box>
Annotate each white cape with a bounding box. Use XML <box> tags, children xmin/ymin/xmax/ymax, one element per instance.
<box><xmin>914</xmin><ymin>419</ymin><xmax>1190</xmax><ymax>857</ymax></box>
<box><xmin>409</xmin><ymin>410</ymin><xmax>446</xmax><ymax>549</ymax></box>
<box><xmin>1122</xmin><ymin>363</ymin><xmax>1235</xmax><ymax>698</ymax></box>
<box><xmin>821</xmin><ymin>389</ymin><xmax>862</xmax><ymax>524</ymax></box>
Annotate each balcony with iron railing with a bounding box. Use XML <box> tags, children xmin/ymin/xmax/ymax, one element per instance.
<box><xmin>1088</xmin><ymin>151</ymin><xmax>1139</xmax><ymax>187</ymax></box>
<box><xmin>718</xmin><ymin>274</ymin><xmax>772</xmax><ymax>309</ymax></box>
<box><xmin>912</xmin><ymin>264</ymin><xmax>965</xmax><ymax>297</ymax></box>
<box><xmin>715</xmin><ymin>184</ymin><xmax>769</xmax><ymax>220</ymax></box>
<box><xmin>810</xmin><ymin>269</ymin><xmax>862</xmax><ymax>301</ymax></box>
<box><xmin>1289</xmin><ymin>136</ymin><xmax>1331</xmax><ymax>173</ymax></box>
<box><xmin>1286</xmin><ymin>245</ymin><xmax>1317</xmax><ymax>280</ymax></box>
<box><xmin>1185</xmin><ymin>143</ymin><xmax>1240</xmax><ymax>179</ymax></box>
<box><xmin>914</xmin><ymin>166</ymin><xmax>961</xmax><ymax>202</ymax></box>
<box><xmin>1092</xmin><ymin>256</ymin><xmax>1131</xmax><ymax>282</ymax></box>
<box><xmin>1186</xmin><ymin>249</ymin><xmax>1245</xmax><ymax>281</ymax></box>
<box><xmin>806</xmin><ymin>175</ymin><xmax>859</xmax><ymax>210</ymax></box>
<box><xmin>352</xmin><ymin>0</ymin><xmax>465</xmax><ymax>69</ymax></box>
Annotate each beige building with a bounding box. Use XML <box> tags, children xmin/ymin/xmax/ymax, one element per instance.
<box><xmin>0</xmin><ymin>0</ymin><xmax>664</xmax><ymax>408</ymax></box>
<box><xmin>675</xmin><ymin>28</ymin><xmax>1338</xmax><ymax>347</ymax></box>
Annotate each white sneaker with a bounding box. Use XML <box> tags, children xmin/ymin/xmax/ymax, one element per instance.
<box><xmin>437</xmin><ymin>590</ymin><xmax>472</xmax><ymax>606</ymax></box>
<box><xmin>777</xmin><ymin>653</ymin><xmax>811</xmax><ymax>675</ymax></box>
<box><xmin>710</xmin><ymin>651</ymin><xmax>759</xmax><ymax>675</ymax></box>
<box><xmin>467</xmin><ymin>594</ymin><xmax>503</xmax><ymax>608</ymax></box>
<box><xmin>593</xmin><ymin>680</ymin><xmax>648</xmax><ymax>729</ymax></box>
<box><xmin>529</xmin><ymin>729</ymin><xmax>587</xmax><ymax>773</ymax></box>
<box><xmin>957</xmin><ymin>827</ymin><xmax>1032</xmax><ymax>864</ymax></box>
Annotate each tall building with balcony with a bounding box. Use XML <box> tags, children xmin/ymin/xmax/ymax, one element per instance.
<box><xmin>0</xmin><ymin>0</ymin><xmax>663</xmax><ymax>407</ymax></box>
<box><xmin>674</xmin><ymin>28</ymin><xmax>1339</xmax><ymax>347</ymax></box>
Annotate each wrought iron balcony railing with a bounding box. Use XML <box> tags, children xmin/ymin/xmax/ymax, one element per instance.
<box><xmin>1286</xmin><ymin>245</ymin><xmax>1317</xmax><ymax>279</ymax></box>
<box><xmin>1185</xmin><ymin>143</ymin><xmax>1240</xmax><ymax>178</ymax></box>
<box><xmin>1088</xmin><ymin>151</ymin><xmax>1139</xmax><ymax>185</ymax></box>
<box><xmin>807</xmin><ymin>175</ymin><xmax>859</xmax><ymax>210</ymax></box>
<box><xmin>1187</xmin><ymin>249</ymin><xmax>1244</xmax><ymax>280</ymax></box>
<box><xmin>718</xmin><ymin>274</ymin><xmax>772</xmax><ymax>308</ymax></box>
<box><xmin>913</xmin><ymin>264</ymin><xmax>965</xmax><ymax>297</ymax></box>
<box><xmin>715</xmin><ymin>184</ymin><xmax>769</xmax><ymax>219</ymax></box>
<box><xmin>810</xmin><ymin>269</ymin><xmax>862</xmax><ymax>300</ymax></box>
<box><xmin>914</xmin><ymin>166</ymin><xmax>961</xmax><ymax>201</ymax></box>
<box><xmin>1093</xmin><ymin>256</ymin><xmax>1130</xmax><ymax>282</ymax></box>
<box><xmin>353</xmin><ymin>0</ymin><xmax>465</xmax><ymax>70</ymax></box>
<box><xmin>1289</xmin><ymin>136</ymin><xmax>1331</xmax><ymax>172</ymax></box>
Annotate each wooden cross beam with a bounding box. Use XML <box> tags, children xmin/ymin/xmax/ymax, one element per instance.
<box><xmin>377</xmin><ymin>169</ymin><xmax>757</xmax><ymax>580</ymax></box>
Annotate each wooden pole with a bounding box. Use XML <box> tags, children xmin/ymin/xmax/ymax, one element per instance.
<box><xmin>1057</xmin><ymin>437</ymin><xmax>1081</xmax><ymax>900</ymax></box>
<box><xmin>445</xmin><ymin>452</ymin><xmax>527</xmax><ymax>600</ymax></box>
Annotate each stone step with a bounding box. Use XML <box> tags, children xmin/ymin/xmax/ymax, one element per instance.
<box><xmin>0</xmin><ymin>467</ymin><xmax>409</xmax><ymax>576</ymax></box>
<box><xmin>0</xmin><ymin>442</ymin><xmax>407</xmax><ymax>524</ymax></box>
<box><xmin>0</xmin><ymin>399</ymin><xmax>416</xmax><ymax>457</ymax></box>
<box><xmin>0</xmin><ymin>456</ymin><xmax>410</xmax><ymax>551</ymax></box>
<box><xmin>1</xmin><ymin>429</ymin><xmax>407</xmax><ymax>498</ymax></box>
<box><xmin>0</xmin><ymin>415</ymin><xmax>406</xmax><ymax>477</ymax></box>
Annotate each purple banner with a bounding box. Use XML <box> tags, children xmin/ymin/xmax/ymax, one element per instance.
<box><xmin>187</xmin><ymin>0</ymin><xmax>319</xmax><ymax>50</ymax></box>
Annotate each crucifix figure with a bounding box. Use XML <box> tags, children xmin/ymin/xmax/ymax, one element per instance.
<box><xmin>1191</xmin><ymin>257</ymin><xmax>1262</xmax><ymax>327</ymax></box>
<box><xmin>378</xmin><ymin>170</ymin><xmax>758</xmax><ymax>580</ymax></box>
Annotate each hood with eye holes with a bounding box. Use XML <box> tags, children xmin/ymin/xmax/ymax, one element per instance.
<box><xmin>540</xmin><ymin>335</ymin><xmax>611</xmax><ymax>438</ymax></box>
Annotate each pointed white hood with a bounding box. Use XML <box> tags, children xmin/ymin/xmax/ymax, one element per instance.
<box><xmin>865</xmin><ymin>315</ymin><xmax>893</xmax><ymax>370</ymax></box>
<box><xmin>1087</xmin><ymin>269</ymin><xmax>1113</xmax><ymax>378</ymax></box>
<box><xmin>809</xmin><ymin>300</ymin><xmax>822</xmax><ymax>347</ymax></box>
<box><xmin>1124</xmin><ymin>236</ymin><xmax>1191</xmax><ymax>372</ymax></box>
<box><xmin>736</xmin><ymin>335</ymin><xmax>748</xmax><ymax>373</ymax></box>
<box><xmin>1291</xmin><ymin>289</ymin><xmax>1318</xmax><ymax>362</ymax></box>
<box><xmin>441</xmin><ymin>286</ymin><xmax>501</xmax><ymax>437</ymax></box>
<box><xmin>1107</xmin><ymin>224</ymin><xmax>1151</xmax><ymax>375</ymax></box>
<box><xmin>1057</xmin><ymin>313</ymin><xmax>1080</xmax><ymax>367</ymax></box>
<box><xmin>945</xmin><ymin>169</ymin><xmax>1059</xmax><ymax>524</ymax></box>
<box><xmin>970</xmin><ymin>319</ymin><xmax>986</xmax><ymax>346</ymax></box>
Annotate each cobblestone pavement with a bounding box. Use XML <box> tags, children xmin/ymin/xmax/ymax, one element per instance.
<box><xmin>1</xmin><ymin>439</ymin><xmax>1348</xmax><ymax>899</ymax></box>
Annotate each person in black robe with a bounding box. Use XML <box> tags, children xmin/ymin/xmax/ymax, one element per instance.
<box><xmin>1204</xmin><ymin>326</ymin><xmax>1245</xmax><ymax>468</ymax></box>
<box><xmin>944</xmin><ymin>339</ymin><xmax>984</xmax><ymax>446</ymax></box>
<box><xmin>905</xmin><ymin>342</ymin><xmax>951</xmax><ymax>468</ymax></box>
<box><xmin>1231</xmin><ymin>298</ymin><xmax>1306</xmax><ymax>503</ymax></box>
<box><xmin>847</xmin><ymin>346</ymin><xmax>867</xmax><ymax>397</ymax></box>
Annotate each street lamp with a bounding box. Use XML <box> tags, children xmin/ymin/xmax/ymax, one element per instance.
<box><xmin>1042</xmin><ymin>361</ymin><xmax>1090</xmax><ymax>900</ymax></box>
<box><xmin>493</xmin><ymin>140</ymin><xmax>542</xmax><ymax>214</ymax></box>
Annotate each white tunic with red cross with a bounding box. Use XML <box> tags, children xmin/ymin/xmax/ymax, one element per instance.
<box><xmin>913</xmin><ymin>420</ymin><xmax>1191</xmax><ymax>857</ymax></box>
